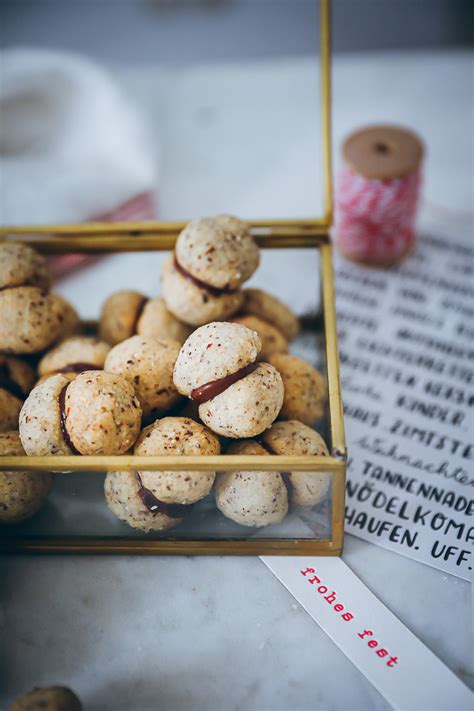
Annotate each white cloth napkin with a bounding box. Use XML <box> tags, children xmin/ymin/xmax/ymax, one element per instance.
<box><xmin>0</xmin><ymin>48</ymin><xmax>158</xmax><ymax>226</ymax></box>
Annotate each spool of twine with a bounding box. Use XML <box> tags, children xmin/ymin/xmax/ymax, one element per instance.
<box><xmin>334</xmin><ymin>125</ymin><xmax>424</xmax><ymax>267</ymax></box>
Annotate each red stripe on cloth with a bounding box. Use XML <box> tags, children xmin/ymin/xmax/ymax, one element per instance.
<box><xmin>49</xmin><ymin>191</ymin><xmax>157</xmax><ymax>280</ymax></box>
<box><xmin>91</xmin><ymin>191</ymin><xmax>156</xmax><ymax>222</ymax></box>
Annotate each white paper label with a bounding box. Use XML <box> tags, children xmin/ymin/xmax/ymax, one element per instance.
<box><xmin>261</xmin><ymin>555</ymin><xmax>473</xmax><ymax>711</ymax></box>
<box><xmin>335</xmin><ymin>231</ymin><xmax>474</xmax><ymax>580</ymax></box>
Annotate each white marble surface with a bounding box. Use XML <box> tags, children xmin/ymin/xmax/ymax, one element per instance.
<box><xmin>1</xmin><ymin>50</ymin><xmax>473</xmax><ymax>710</ymax></box>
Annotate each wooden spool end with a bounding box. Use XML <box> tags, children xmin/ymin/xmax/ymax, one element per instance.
<box><xmin>342</xmin><ymin>124</ymin><xmax>424</xmax><ymax>181</ymax></box>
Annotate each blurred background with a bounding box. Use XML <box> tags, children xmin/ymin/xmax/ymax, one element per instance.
<box><xmin>0</xmin><ymin>0</ymin><xmax>472</xmax><ymax>228</ymax></box>
<box><xmin>2</xmin><ymin>0</ymin><xmax>473</xmax><ymax>62</ymax></box>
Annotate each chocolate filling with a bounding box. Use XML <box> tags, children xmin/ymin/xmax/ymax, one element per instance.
<box><xmin>132</xmin><ymin>296</ymin><xmax>149</xmax><ymax>334</ymax></box>
<box><xmin>56</xmin><ymin>362</ymin><xmax>101</xmax><ymax>374</ymax></box>
<box><xmin>0</xmin><ymin>362</ymin><xmax>25</xmax><ymax>401</ymax></box>
<box><xmin>256</xmin><ymin>438</ymin><xmax>293</xmax><ymax>499</ymax></box>
<box><xmin>191</xmin><ymin>362</ymin><xmax>258</xmax><ymax>404</ymax></box>
<box><xmin>173</xmin><ymin>256</ymin><xmax>233</xmax><ymax>297</ymax></box>
<box><xmin>58</xmin><ymin>384</ymin><xmax>80</xmax><ymax>455</ymax></box>
<box><xmin>135</xmin><ymin>472</ymin><xmax>190</xmax><ymax>519</ymax></box>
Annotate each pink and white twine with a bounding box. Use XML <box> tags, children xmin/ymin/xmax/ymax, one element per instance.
<box><xmin>334</xmin><ymin>167</ymin><xmax>421</xmax><ymax>265</ymax></box>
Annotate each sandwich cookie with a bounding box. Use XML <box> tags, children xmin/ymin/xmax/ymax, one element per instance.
<box><xmin>173</xmin><ymin>322</ymin><xmax>284</xmax><ymax>438</ymax></box>
<box><xmin>161</xmin><ymin>215</ymin><xmax>259</xmax><ymax>326</ymax></box>
<box><xmin>20</xmin><ymin>371</ymin><xmax>141</xmax><ymax>456</ymax></box>
<box><xmin>105</xmin><ymin>417</ymin><xmax>220</xmax><ymax>531</ymax></box>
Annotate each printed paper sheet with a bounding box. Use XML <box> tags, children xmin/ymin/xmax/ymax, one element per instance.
<box><xmin>335</xmin><ymin>230</ymin><xmax>473</xmax><ymax>580</ymax></box>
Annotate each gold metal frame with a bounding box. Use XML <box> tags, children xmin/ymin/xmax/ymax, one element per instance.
<box><xmin>0</xmin><ymin>0</ymin><xmax>346</xmax><ymax>555</ymax></box>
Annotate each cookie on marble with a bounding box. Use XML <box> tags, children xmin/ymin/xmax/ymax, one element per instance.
<box><xmin>215</xmin><ymin>439</ymin><xmax>288</xmax><ymax>527</ymax></box>
<box><xmin>174</xmin><ymin>322</ymin><xmax>283</xmax><ymax>438</ymax></box>
<box><xmin>0</xmin><ymin>287</ymin><xmax>65</xmax><ymax>354</ymax></box>
<box><xmin>262</xmin><ymin>420</ymin><xmax>330</xmax><ymax>507</ymax></box>
<box><xmin>269</xmin><ymin>353</ymin><xmax>326</xmax><ymax>425</ymax></box>
<box><xmin>7</xmin><ymin>685</ymin><xmax>82</xmax><ymax>711</ymax></box>
<box><xmin>0</xmin><ymin>356</ymin><xmax>36</xmax><ymax>432</ymax></box>
<box><xmin>38</xmin><ymin>336</ymin><xmax>111</xmax><ymax>381</ymax></box>
<box><xmin>20</xmin><ymin>371</ymin><xmax>142</xmax><ymax>456</ymax></box>
<box><xmin>104</xmin><ymin>335</ymin><xmax>181</xmax><ymax>418</ymax></box>
<box><xmin>0</xmin><ymin>241</ymin><xmax>51</xmax><ymax>291</ymax></box>
<box><xmin>0</xmin><ymin>431</ymin><xmax>52</xmax><ymax>524</ymax></box>
<box><xmin>232</xmin><ymin>314</ymin><xmax>288</xmax><ymax>360</ymax></box>
<box><xmin>161</xmin><ymin>254</ymin><xmax>244</xmax><ymax>327</ymax></box>
<box><xmin>241</xmin><ymin>288</ymin><xmax>299</xmax><ymax>341</ymax></box>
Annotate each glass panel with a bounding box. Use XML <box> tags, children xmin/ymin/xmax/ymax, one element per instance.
<box><xmin>0</xmin><ymin>470</ymin><xmax>332</xmax><ymax>542</ymax></box>
<box><xmin>0</xmin><ymin>245</ymin><xmax>337</xmax><ymax>545</ymax></box>
<box><xmin>1</xmin><ymin>1</ymin><xmax>324</xmax><ymax>226</ymax></box>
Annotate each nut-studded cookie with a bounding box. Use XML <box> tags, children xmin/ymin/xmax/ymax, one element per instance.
<box><xmin>61</xmin><ymin>371</ymin><xmax>142</xmax><ymax>455</ymax></box>
<box><xmin>161</xmin><ymin>255</ymin><xmax>244</xmax><ymax>327</ymax></box>
<box><xmin>175</xmin><ymin>215</ymin><xmax>259</xmax><ymax>290</ymax></box>
<box><xmin>0</xmin><ymin>287</ymin><xmax>65</xmax><ymax>353</ymax></box>
<box><xmin>241</xmin><ymin>288</ymin><xmax>299</xmax><ymax>341</ymax></box>
<box><xmin>19</xmin><ymin>374</ymin><xmax>75</xmax><ymax>456</ymax></box>
<box><xmin>99</xmin><ymin>290</ymin><xmax>147</xmax><ymax>345</ymax></box>
<box><xmin>0</xmin><ymin>241</ymin><xmax>51</xmax><ymax>291</ymax></box>
<box><xmin>20</xmin><ymin>371</ymin><xmax>142</xmax><ymax>456</ymax></box>
<box><xmin>134</xmin><ymin>417</ymin><xmax>220</xmax><ymax>504</ymax></box>
<box><xmin>262</xmin><ymin>420</ymin><xmax>330</xmax><ymax>507</ymax></box>
<box><xmin>269</xmin><ymin>353</ymin><xmax>326</xmax><ymax>425</ymax></box>
<box><xmin>232</xmin><ymin>314</ymin><xmax>288</xmax><ymax>360</ymax></box>
<box><xmin>0</xmin><ymin>431</ymin><xmax>52</xmax><ymax>523</ymax></box>
<box><xmin>0</xmin><ymin>356</ymin><xmax>36</xmax><ymax>432</ymax></box>
<box><xmin>104</xmin><ymin>470</ymin><xmax>183</xmax><ymax>533</ymax></box>
<box><xmin>105</xmin><ymin>417</ymin><xmax>220</xmax><ymax>532</ymax></box>
<box><xmin>137</xmin><ymin>296</ymin><xmax>192</xmax><ymax>344</ymax></box>
<box><xmin>161</xmin><ymin>214</ymin><xmax>258</xmax><ymax>326</ymax></box>
<box><xmin>104</xmin><ymin>335</ymin><xmax>181</xmax><ymax>419</ymax></box>
<box><xmin>38</xmin><ymin>336</ymin><xmax>111</xmax><ymax>382</ymax></box>
<box><xmin>215</xmin><ymin>439</ymin><xmax>288</xmax><ymax>527</ymax></box>
<box><xmin>99</xmin><ymin>290</ymin><xmax>191</xmax><ymax>346</ymax></box>
<box><xmin>50</xmin><ymin>293</ymin><xmax>81</xmax><ymax>340</ymax></box>
<box><xmin>174</xmin><ymin>322</ymin><xmax>283</xmax><ymax>438</ymax></box>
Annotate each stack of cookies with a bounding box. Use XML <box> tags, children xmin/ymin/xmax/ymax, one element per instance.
<box><xmin>0</xmin><ymin>214</ymin><xmax>330</xmax><ymax>531</ymax></box>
